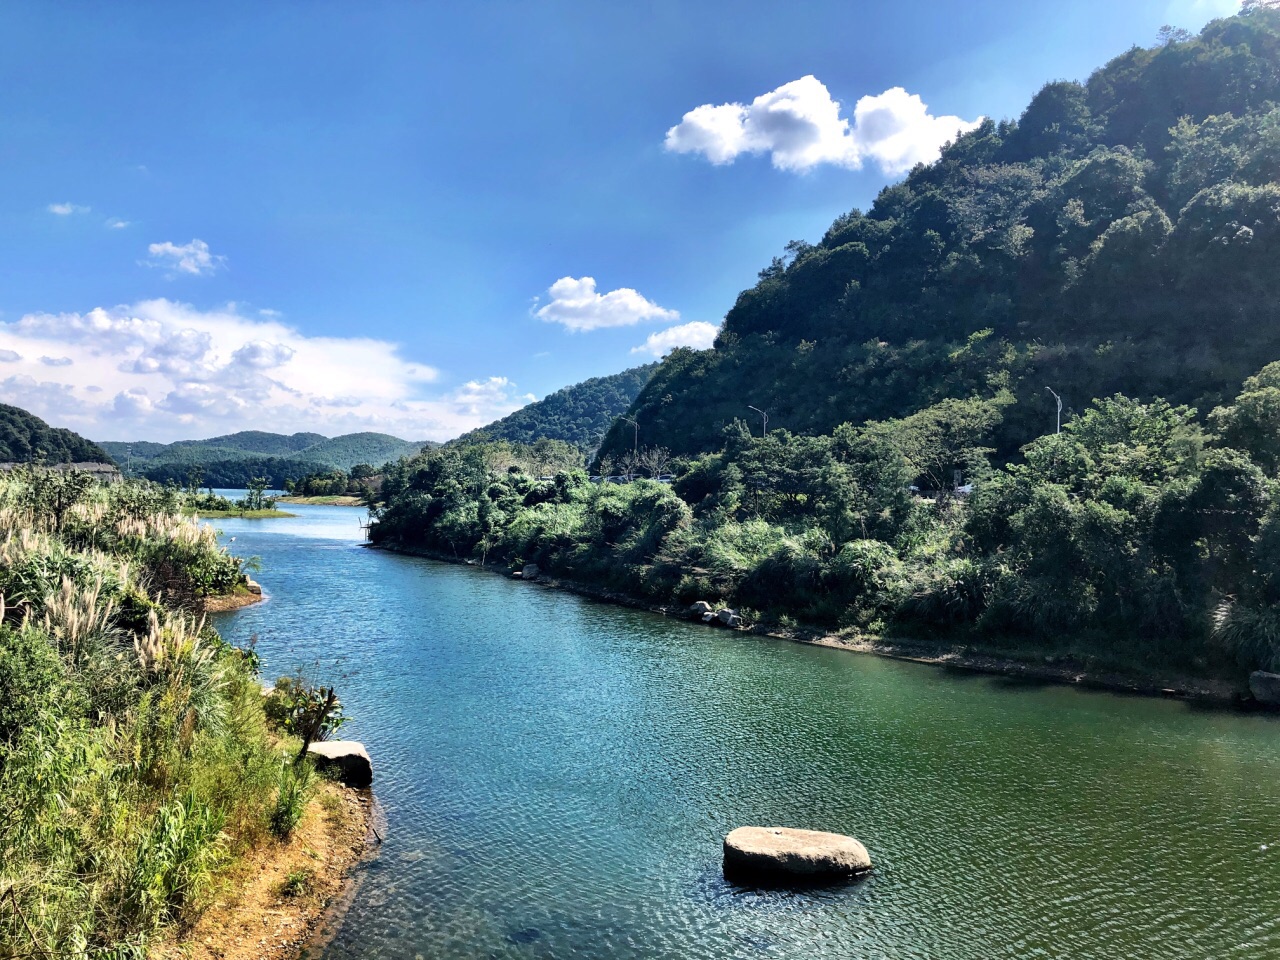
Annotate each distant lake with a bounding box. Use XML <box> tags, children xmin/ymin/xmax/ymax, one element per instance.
<box><xmin>210</xmin><ymin>503</ymin><xmax>1280</xmax><ymax>960</ymax></box>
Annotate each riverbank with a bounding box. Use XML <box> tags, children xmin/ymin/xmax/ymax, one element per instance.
<box><xmin>277</xmin><ymin>495</ymin><xmax>364</xmax><ymax>506</ymax></box>
<box><xmin>204</xmin><ymin>579</ymin><xmax>266</xmax><ymax>613</ymax></box>
<box><xmin>372</xmin><ymin>543</ymin><xmax>1253</xmax><ymax>707</ymax></box>
<box><xmin>149</xmin><ymin>782</ymin><xmax>375</xmax><ymax>960</ymax></box>
<box><xmin>191</xmin><ymin>508</ymin><xmax>298</xmax><ymax>519</ymax></box>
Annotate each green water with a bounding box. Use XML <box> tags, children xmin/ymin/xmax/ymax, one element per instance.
<box><xmin>211</xmin><ymin>505</ymin><xmax>1280</xmax><ymax>959</ymax></box>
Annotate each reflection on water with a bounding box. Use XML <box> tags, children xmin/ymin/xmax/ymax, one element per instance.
<box><xmin>209</xmin><ymin>505</ymin><xmax>1280</xmax><ymax>960</ymax></box>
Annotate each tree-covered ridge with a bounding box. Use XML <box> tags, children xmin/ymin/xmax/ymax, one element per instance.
<box><xmin>370</xmin><ymin>363</ymin><xmax>1280</xmax><ymax>688</ymax></box>
<box><xmin>101</xmin><ymin>431</ymin><xmax>433</xmax><ymax>486</ymax></box>
<box><xmin>599</xmin><ymin>9</ymin><xmax>1280</xmax><ymax>462</ymax></box>
<box><xmin>171</xmin><ymin>430</ymin><xmax>328</xmax><ymax>456</ymax></box>
<box><xmin>0</xmin><ymin>404</ymin><xmax>112</xmax><ymax>464</ymax></box>
<box><xmin>454</xmin><ymin>363</ymin><xmax>658</xmax><ymax>452</ymax></box>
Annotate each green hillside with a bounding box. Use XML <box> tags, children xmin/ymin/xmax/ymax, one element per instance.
<box><xmin>289</xmin><ymin>432</ymin><xmax>430</xmax><ymax>469</ymax></box>
<box><xmin>171</xmin><ymin>430</ymin><xmax>328</xmax><ymax>455</ymax></box>
<box><xmin>0</xmin><ymin>404</ymin><xmax>112</xmax><ymax>464</ymax></box>
<box><xmin>454</xmin><ymin>363</ymin><xmax>658</xmax><ymax>452</ymax></box>
<box><xmin>101</xmin><ymin>430</ymin><xmax>432</xmax><ymax>486</ymax></box>
<box><xmin>598</xmin><ymin>10</ymin><xmax>1280</xmax><ymax>462</ymax></box>
<box><xmin>370</xmin><ymin>8</ymin><xmax>1280</xmax><ymax>691</ymax></box>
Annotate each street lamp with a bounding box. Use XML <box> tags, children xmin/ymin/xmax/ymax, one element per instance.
<box><xmin>747</xmin><ymin>405</ymin><xmax>769</xmax><ymax>438</ymax></box>
<box><xmin>620</xmin><ymin>416</ymin><xmax>639</xmax><ymax>478</ymax></box>
<box><xmin>1045</xmin><ymin>386</ymin><xmax>1062</xmax><ymax>434</ymax></box>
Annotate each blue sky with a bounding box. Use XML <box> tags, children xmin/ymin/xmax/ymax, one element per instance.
<box><xmin>0</xmin><ymin>0</ymin><xmax>1241</xmax><ymax>442</ymax></box>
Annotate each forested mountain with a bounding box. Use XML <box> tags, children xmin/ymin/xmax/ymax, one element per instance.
<box><xmin>370</xmin><ymin>9</ymin><xmax>1280</xmax><ymax>693</ymax></box>
<box><xmin>0</xmin><ymin>404</ymin><xmax>112</xmax><ymax>464</ymax></box>
<box><xmin>101</xmin><ymin>431</ymin><xmax>431</xmax><ymax>486</ymax></box>
<box><xmin>598</xmin><ymin>9</ymin><xmax>1280</xmax><ymax>462</ymax></box>
<box><xmin>454</xmin><ymin>363</ymin><xmax>657</xmax><ymax>452</ymax></box>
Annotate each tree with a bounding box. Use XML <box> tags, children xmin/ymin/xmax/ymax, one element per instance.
<box><xmin>636</xmin><ymin>446</ymin><xmax>673</xmax><ymax>478</ymax></box>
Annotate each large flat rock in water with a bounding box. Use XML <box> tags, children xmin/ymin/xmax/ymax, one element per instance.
<box><xmin>723</xmin><ymin>826</ymin><xmax>871</xmax><ymax>883</ymax></box>
<box><xmin>307</xmin><ymin>740</ymin><xmax>373</xmax><ymax>788</ymax></box>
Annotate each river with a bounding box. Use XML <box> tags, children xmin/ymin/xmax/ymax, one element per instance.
<box><xmin>209</xmin><ymin>503</ymin><xmax>1280</xmax><ymax>960</ymax></box>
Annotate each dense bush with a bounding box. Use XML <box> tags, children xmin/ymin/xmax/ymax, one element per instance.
<box><xmin>371</xmin><ymin>360</ymin><xmax>1280</xmax><ymax>682</ymax></box>
<box><xmin>0</xmin><ymin>473</ymin><xmax>332</xmax><ymax>957</ymax></box>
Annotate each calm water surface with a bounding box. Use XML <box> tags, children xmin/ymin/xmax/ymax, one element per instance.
<box><xmin>210</xmin><ymin>504</ymin><xmax>1280</xmax><ymax>960</ymax></box>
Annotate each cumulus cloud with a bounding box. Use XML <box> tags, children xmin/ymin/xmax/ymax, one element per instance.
<box><xmin>0</xmin><ymin>298</ymin><xmax>532</xmax><ymax>442</ymax></box>
<box><xmin>631</xmin><ymin>321</ymin><xmax>719</xmax><ymax>357</ymax></box>
<box><xmin>144</xmin><ymin>239</ymin><xmax>226</xmax><ymax>277</ymax></box>
<box><xmin>665</xmin><ymin>76</ymin><xmax>981</xmax><ymax>175</ymax></box>
<box><xmin>48</xmin><ymin>202</ymin><xmax>90</xmax><ymax>215</ymax></box>
<box><xmin>39</xmin><ymin>356</ymin><xmax>73</xmax><ymax>367</ymax></box>
<box><xmin>105</xmin><ymin>218</ymin><xmax>131</xmax><ymax>229</ymax></box>
<box><xmin>535</xmin><ymin>276</ymin><xmax>679</xmax><ymax>332</ymax></box>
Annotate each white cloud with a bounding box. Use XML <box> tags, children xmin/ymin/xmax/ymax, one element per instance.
<box><xmin>144</xmin><ymin>239</ymin><xmax>226</xmax><ymax>277</ymax></box>
<box><xmin>535</xmin><ymin>276</ymin><xmax>679</xmax><ymax>332</ymax></box>
<box><xmin>665</xmin><ymin>76</ymin><xmax>982</xmax><ymax>175</ymax></box>
<box><xmin>631</xmin><ymin>321</ymin><xmax>719</xmax><ymax>357</ymax></box>
<box><xmin>0</xmin><ymin>299</ymin><xmax>530</xmax><ymax>442</ymax></box>
<box><xmin>105</xmin><ymin>218</ymin><xmax>132</xmax><ymax>229</ymax></box>
<box><xmin>48</xmin><ymin>202</ymin><xmax>90</xmax><ymax>216</ymax></box>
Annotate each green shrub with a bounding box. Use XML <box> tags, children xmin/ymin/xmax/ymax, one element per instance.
<box><xmin>270</xmin><ymin>761</ymin><xmax>315</xmax><ymax>840</ymax></box>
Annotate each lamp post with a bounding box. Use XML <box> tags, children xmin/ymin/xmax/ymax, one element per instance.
<box><xmin>747</xmin><ymin>405</ymin><xmax>769</xmax><ymax>438</ymax></box>
<box><xmin>1045</xmin><ymin>386</ymin><xmax>1062</xmax><ymax>434</ymax></box>
<box><xmin>620</xmin><ymin>417</ymin><xmax>639</xmax><ymax>479</ymax></box>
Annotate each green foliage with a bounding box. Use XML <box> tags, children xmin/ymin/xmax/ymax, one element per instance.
<box><xmin>279</xmin><ymin>867</ymin><xmax>314</xmax><ymax>898</ymax></box>
<box><xmin>597</xmin><ymin>10</ymin><xmax>1280</xmax><ymax>464</ymax></box>
<box><xmin>0</xmin><ymin>403</ymin><xmax>112</xmax><ymax>464</ymax></box>
<box><xmin>373</xmin><ymin>354</ymin><xmax>1280</xmax><ymax>682</ymax></box>
<box><xmin>263</xmin><ymin>675</ymin><xmax>349</xmax><ymax>743</ymax></box>
<box><xmin>0</xmin><ymin>472</ymin><xmax>342</xmax><ymax>957</ymax></box>
<box><xmin>453</xmin><ymin>363</ymin><xmax>657</xmax><ymax>453</ymax></box>
<box><xmin>101</xmin><ymin>430</ymin><xmax>431</xmax><ymax>486</ymax></box>
<box><xmin>269</xmin><ymin>761</ymin><xmax>315</xmax><ymax>840</ymax></box>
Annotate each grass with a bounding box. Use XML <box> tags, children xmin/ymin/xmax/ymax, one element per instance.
<box><xmin>184</xmin><ymin>508</ymin><xmax>297</xmax><ymax>519</ymax></box>
<box><xmin>0</xmin><ymin>474</ymin><xmax>328</xmax><ymax>957</ymax></box>
<box><xmin>278</xmin><ymin>868</ymin><xmax>314</xmax><ymax>899</ymax></box>
<box><xmin>276</xmin><ymin>495</ymin><xmax>364</xmax><ymax>506</ymax></box>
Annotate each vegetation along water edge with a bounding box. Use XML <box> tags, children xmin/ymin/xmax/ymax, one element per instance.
<box><xmin>0</xmin><ymin>468</ymin><xmax>367</xmax><ymax>959</ymax></box>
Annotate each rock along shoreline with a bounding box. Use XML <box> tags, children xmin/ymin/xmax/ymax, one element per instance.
<box><xmin>369</xmin><ymin>543</ymin><xmax>1259</xmax><ymax>709</ymax></box>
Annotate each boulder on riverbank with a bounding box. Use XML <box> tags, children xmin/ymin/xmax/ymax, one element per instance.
<box><xmin>245</xmin><ymin>577</ymin><xmax>262</xmax><ymax>596</ymax></box>
<box><xmin>716</xmin><ymin>608</ymin><xmax>742</xmax><ymax>628</ymax></box>
<box><xmin>723</xmin><ymin>827</ymin><xmax>871</xmax><ymax>884</ymax></box>
<box><xmin>687</xmin><ymin>600</ymin><xmax>742</xmax><ymax>628</ymax></box>
<box><xmin>522</xmin><ymin>563</ymin><xmax>541</xmax><ymax>581</ymax></box>
<box><xmin>1249</xmin><ymin>671</ymin><xmax>1280</xmax><ymax>706</ymax></box>
<box><xmin>307</xmin><ymin>741</ymin><xmax>373</xmax><ymax>788</ymax></box>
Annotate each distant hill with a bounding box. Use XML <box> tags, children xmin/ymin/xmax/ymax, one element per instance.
<box><xmin>169</xmin><ymin>431</ymin><xmax>327</xmax><ymax>456</ymax></box>
<box><xmin>0</xmin><ymin>404</ymin><xmax>112</xmax><ymax>464</ymax></box>
<box><xmin>100</xmin><ymin>430</ymin><xmax>432</xmax><ymax>486</ymax></box>
<box><xmin>454</xmin><ymin>363</ymin><xmax>658</xmax><ymax>451</ymax></box>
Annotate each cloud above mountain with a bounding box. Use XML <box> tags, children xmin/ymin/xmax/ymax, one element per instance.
<box><xmin>665</xmin><ymin>76</ymin><xmax>981</xmax><ymax>174</ymax></box>
<box><xmin>535</xmin><ymin>276</ymin><xmax>679</xmax><ymax>332</ymax></box>
<box><xmin>0</xmin><ymin>299</ymin><xmax>528</xmax><ymax>442</ymax></box>
<box><xmin>631</xmin><ymin>321</ymin><xmax>718</xmax><ymax>357</ymax></box>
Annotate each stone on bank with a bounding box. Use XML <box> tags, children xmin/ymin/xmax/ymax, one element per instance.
<box><xmin>1249</xmin><ymin>671</ymin><xmax>1280</xmax><ymax>707</ymax></box>
<box><xmin>723</xmin><ymin>826</ymin><xmax>871</xmax><ymax>884</ymax></box>
<box><xmin>307</xmin><ymin>740</ymin><xmax>374</xmax><ymax>788</ymax></box>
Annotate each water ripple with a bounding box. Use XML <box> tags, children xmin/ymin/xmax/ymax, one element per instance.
<box><xmin>211</xmin><ymin>506</ymin><xmax>1280</xmax><ymax>960</ymax></box>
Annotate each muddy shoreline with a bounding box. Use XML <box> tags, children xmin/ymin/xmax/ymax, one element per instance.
<box><xmin>372</xmin><ymin>543</ymin><xmax>1256</xmax><ymax>708</ymax></box>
